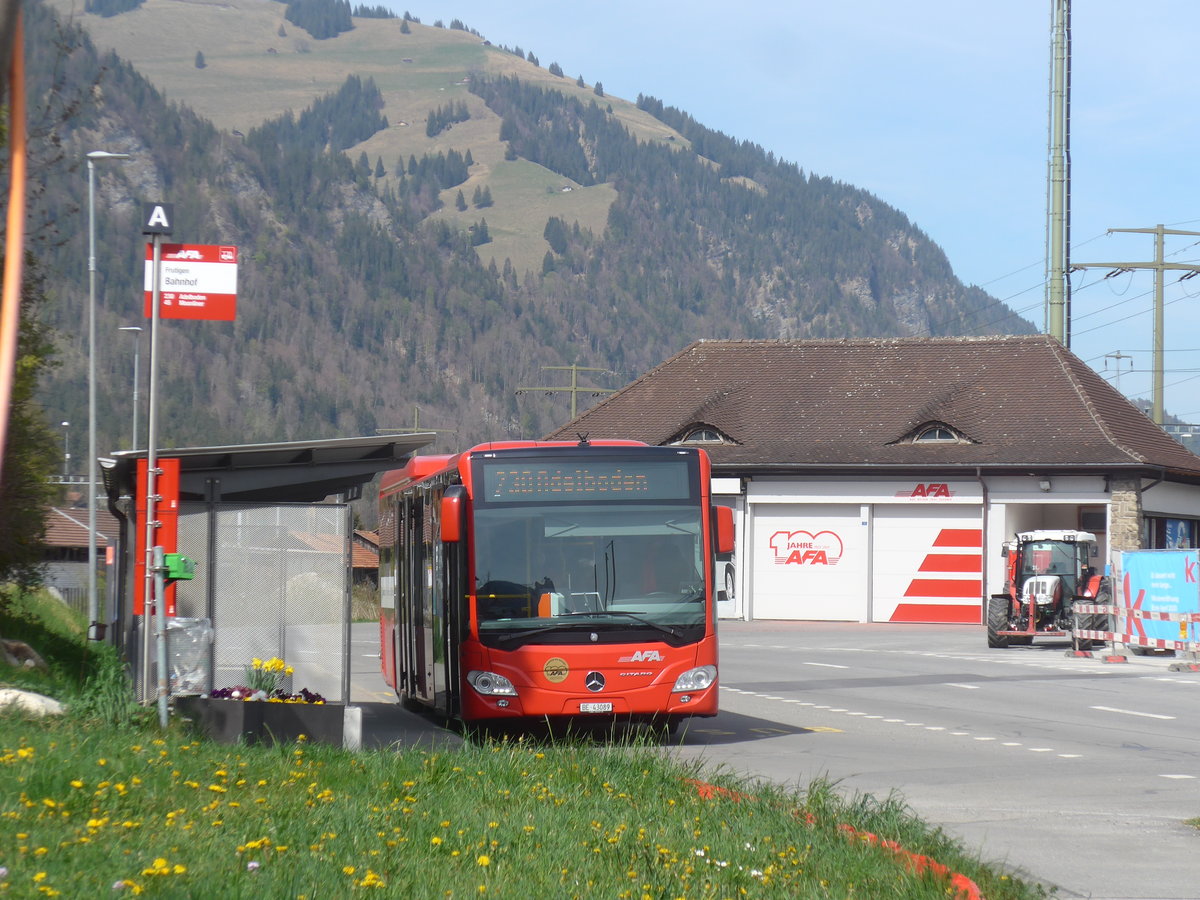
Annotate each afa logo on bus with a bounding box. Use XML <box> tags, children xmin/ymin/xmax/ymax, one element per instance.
<box><xmin>768</xmin><ymin>530</ymin><xmax>844</xmax><ymax>566</ymax></box>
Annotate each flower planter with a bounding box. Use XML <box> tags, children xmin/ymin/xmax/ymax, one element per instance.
<box><xmin>175</xmin><ymin>696</ymin><xmax>350</xmax><ymax>747</ymax></box>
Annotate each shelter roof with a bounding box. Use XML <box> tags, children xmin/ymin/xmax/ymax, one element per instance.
<box><xmin>103</xmin><ymin>434</ymin><xmax>436</xmax><ymax>503</ymax></box>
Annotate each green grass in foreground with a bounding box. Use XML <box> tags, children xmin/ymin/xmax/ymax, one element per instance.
<box><xmin>1</xmin><ymin>589</ymin><xmax>1051</xmax><ymax>898</ymax></box>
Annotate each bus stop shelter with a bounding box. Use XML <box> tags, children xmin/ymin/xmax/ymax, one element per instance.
<box><xmin>101</xmin><ymin>434</ymin><xmax>434</xmax><ymax>704</ymax></box>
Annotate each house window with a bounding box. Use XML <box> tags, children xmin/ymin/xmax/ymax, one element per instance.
<box><xmin>682</xmin><ymin>428</ymin><xmax>723</xmax><ymax>444</ymax></box>
<box><xmin>914</xmin><ymin>426</ymin><xmax>956</xmax><ymax>443</ymax></box>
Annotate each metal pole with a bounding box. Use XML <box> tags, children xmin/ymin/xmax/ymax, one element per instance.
<box><xmin>86</xmin><ymin>150</ymin><xmax>129</xmax><ymax>639</ymax></box>
<box><xmin>1153</xmin><ymin>225</ymin><xmax>1165</xmax><ymax>426</ymax></box>
<box><xmin>143</xmin><ymin>234</ymin><xmax>163</xmax><ymax>705</ymax></box>
<box><xmin>1045</xmin><ymin>0</ymin><xmax>1070</xmax><ymax>345</ymax></box>
<box><xmin>118</xmin><ymin>326</ymin><xmax>142</xmax><ymax>450</ymax></box>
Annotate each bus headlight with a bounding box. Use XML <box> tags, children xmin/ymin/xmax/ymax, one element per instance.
<box><xmin>467</xmin><ymin>670</ymin><xmax>517</xmax><ymax>696</ymax></box>
<box><xmin>672</xmin><ymin>665</ymin><xmax>716</xmax><ymax>693</ymax></box>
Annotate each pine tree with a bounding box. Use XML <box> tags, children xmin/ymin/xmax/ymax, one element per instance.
<box><xmin>195</xmin><ymin>50</ymin><xmax>206</xmax><ymax>69</ymax></box>
<box><xmin>455</xmin><ymin>190</ymin><xmax>467</xmax><ymax>211</ymax></box>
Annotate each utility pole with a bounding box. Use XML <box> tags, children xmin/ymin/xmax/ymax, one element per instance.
<box><xmin>1046</xmin><ymin>0</ymin><xmax>1072</xmax><ymax>345</ymax></box>
<box><xmin>1103</xmin><ymin>350</ymin><xmax>1132</xmax><ymax>393</ymax></box>
<box><xmin>1073</xmin><ymin>225</ymin><xmax>1200</xmax><ymax>424</ymax></box>
<box><xmin>376</xmin><ymin>406</ymin><xmax>451</xmax><ymax>435</ymax></box>
<box><xmin>516</xmin><ymin>364</ymin><xmax>615</xmax><ymax>421</ymax></box>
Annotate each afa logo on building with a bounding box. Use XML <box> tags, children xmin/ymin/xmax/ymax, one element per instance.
<box><xmin>895</xmin><ymin>482</ymin><xmax>955</xmax><ymax>500</ymax></box>
<box><xmin>768</xmin><ymin>530</ymin><xmax>844</xmax><ymax>566</ymax></box>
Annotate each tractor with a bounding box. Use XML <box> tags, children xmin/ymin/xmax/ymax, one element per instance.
<box><xmin>986</xmin><ymin>529</ymin><xmax>1111</xmax><ymax>648</ymax></box>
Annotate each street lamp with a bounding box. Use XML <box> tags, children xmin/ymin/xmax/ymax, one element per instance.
<box><xmin>60</xmin><ymin>420</ymin><xmax>70</xmax><ymax>479</ymax></box>
<box><xmin>118</xmin><ymin>326</ymin><xmax>142</xmax><ymax>450</ymax></box>
<box><xmin>87</xmin><ymin>149</ymin><xmax>131</xmax><ymax>639</ymax></box>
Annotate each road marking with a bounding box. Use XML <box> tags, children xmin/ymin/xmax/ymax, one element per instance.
<box><xmin>803</xmin><ymin>662</ymin><xmax>849</xmax><ymax>669</ymax></box>
<box><xmin>1160</xmin><ymin>774</ymin><xmax>1196</xmax><ymax>780</ymax></box>
<box><xmin>1058</xmin><ymin>754</ymin><xmax>1083</xmax><ymax>758</ymax></box>
<box><xmin>1090</xmin><ymin>705</ymin><xmax>1175</xmax><ymax>720</ymax></box>
<box><xmin>946</xmin><ymin>683</ymin><xmax>980</xmax><ymax>690</ymax></box>
<box><xmin>1002</xmin><ymin>742</ymin><xmax>1022</xmax><ymax>747</ymax></box>
<box><xmin>1029</xmin><ymin>748</ymin><xmax>1055</xmax><ymax>753</ymax></box>
<box><xmin>974</xmin><ymin>737</ymin><xmax>995</xmax><ymax>741</ymax></box>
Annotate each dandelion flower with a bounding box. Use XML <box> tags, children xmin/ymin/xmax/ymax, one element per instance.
<box><xmin>476</xmin><ymin>855</ymin><xmax>491</xmax><ymax>867</ymax></box>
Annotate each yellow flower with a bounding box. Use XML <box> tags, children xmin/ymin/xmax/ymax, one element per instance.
<box><xmin>476</xmin><ymin>855</ymin><xmax>491</xmax><ymax>867</ymax></box>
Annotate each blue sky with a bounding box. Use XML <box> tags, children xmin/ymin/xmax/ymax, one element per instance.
<box><xmin>407</xmin><ymin>2</ymin><xmax>1200</xmax><ymax>424</ymax></box>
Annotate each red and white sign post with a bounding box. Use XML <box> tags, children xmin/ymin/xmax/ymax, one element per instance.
<box><xmin>138</xmin><ymin>201</ymin><xmax>238</xmax><ymax>726</ymax></box>
<box><xmin>143</xmin><ymin>243</ymin><xmax>238</xmax><ymax>321</ymax></box>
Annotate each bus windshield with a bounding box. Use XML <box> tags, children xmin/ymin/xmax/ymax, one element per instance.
<box><xmin>472</xmin><ymin>503</ymin><xmax>706</xmax><ymax>647</ymax></box>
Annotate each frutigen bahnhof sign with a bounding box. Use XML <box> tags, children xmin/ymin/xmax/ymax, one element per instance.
<box><xmin>143</xmin><ymin>243</ymin><xmax>238</xmax><ymax>321</ymax></box>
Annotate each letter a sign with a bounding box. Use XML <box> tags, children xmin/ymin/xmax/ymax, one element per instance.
<box><xmin>142</xmin><ymin>202</ymin><xmax>174</xmax><ymax>235</ymax></box>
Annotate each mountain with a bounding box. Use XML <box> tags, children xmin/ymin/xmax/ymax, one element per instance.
<box><xmin>21</xmin><ymin>0</ymin><xmax>1034</xmax><ymax>463</ymax></box>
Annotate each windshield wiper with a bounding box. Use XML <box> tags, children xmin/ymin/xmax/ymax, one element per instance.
<box><xmin>560</xmin><ymin>610</ymin><xmax>683</xmax><ymax>640</ymax></box>
<box><xmin>492</xmin><ymin>611</ymin><xmax>685</xmax><ymax>644</ymax></box>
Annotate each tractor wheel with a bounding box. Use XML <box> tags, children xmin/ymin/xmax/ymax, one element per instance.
<box><xmin>986</xmin><ymin>595</ymin><xmax>1012</xmax><ymax>648</ymax></box>
<box><xmin>1080</xmin><ymin>584</ymin><xmax>1113</xmax><ymax>650</ymax></box>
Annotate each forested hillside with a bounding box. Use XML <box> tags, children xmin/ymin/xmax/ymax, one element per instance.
<box><xmin>19</xmin><ymin>0</ymin><xmax>1033</xmax><ymax>463</ymax></box>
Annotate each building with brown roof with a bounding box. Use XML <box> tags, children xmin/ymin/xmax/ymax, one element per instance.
<box><xmin>42</xmin><ymin>506</ymin><xmax>119</xmax><ymax>613</ymax></box>
<box><xmin>548</xmin><ymin>335</ymin><xmax>1200</xmax><ymax>623</ymax></box>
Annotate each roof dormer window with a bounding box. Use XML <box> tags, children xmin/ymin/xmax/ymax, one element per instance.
<box><xmin>915</xmin><ymin>425</ymin><xmax>957</xmax><ymax>443</ymax></box>
<box><xmin>669</xmin><ymin>424</ymin><xmax>730</xmax><ymax>445</ymax></box>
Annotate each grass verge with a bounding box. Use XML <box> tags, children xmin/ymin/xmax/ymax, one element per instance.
<box><xmin>1</xmin><ymin>588</ymin><xmax>1050</xmax><ymax>898</ymax></box>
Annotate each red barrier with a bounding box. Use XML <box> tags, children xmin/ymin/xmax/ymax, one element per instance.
<box><xmin>687</xmin><ymin>779</ymin><xmax>985</xmax><ymax>899</ymax></box>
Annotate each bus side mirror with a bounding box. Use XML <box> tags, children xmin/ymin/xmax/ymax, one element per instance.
<box><xmin>714</xmin><ymin>505</ymin><xmax>735</xmax><ymax>555</ymax></box>
<box><xmin>441</xmin><ymin>489</ymin><xmax>465</xmax><ymax>542</ymax></box>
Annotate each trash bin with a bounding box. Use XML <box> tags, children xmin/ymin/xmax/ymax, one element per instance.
<box><xmin>165</xmin><ymin>618</ymin><xmax>213</xmax><ymax>695</ymax></box>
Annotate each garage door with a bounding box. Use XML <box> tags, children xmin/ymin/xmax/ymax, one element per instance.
<box><xmin>751</xmin><ymin>504</ymin><xmax>867</xmax><ymax>620</ymax></box>
<box><xmin>871</xmin><ymin>505</ymin><xmax>982</xmax><ymax>623</ymax></box>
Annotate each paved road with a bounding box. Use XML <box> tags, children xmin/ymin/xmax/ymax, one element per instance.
<box><xmin>348</xmin><ymin>621</ymin><xmax>1200</xmax><ymax>898</ymax></box>
<box><xmin>677</xmin><ymin>621</ymin><xmax>1200</xmax><ymax>900</ymax></box>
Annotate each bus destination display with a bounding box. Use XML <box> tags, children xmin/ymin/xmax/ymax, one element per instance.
<box><xmin>481</xmin><ymin>460</ymin><xmax>691</xmax><ymax>502</ymax></box>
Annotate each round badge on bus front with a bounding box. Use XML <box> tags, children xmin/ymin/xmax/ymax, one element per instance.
<box><xmin>543</xmin><ymin>658</ymin><xmax>569</xmax><ymax>683</ymax></box>
<box><xmin>585</xmin><ymin>671</ymin><xmax>605</xmax><ymax>692</ymax></box>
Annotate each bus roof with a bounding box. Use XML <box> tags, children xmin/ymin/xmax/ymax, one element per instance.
<box><xmin>379</xmin><ymin>439</ymin><xmax>651</xmax><ymax>496</ymax></box>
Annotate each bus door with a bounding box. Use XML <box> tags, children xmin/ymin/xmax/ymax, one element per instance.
<box><xmin>398</xmin><ymin>492</ymin><xmax>435</xmax><ymax>703</ymax></box>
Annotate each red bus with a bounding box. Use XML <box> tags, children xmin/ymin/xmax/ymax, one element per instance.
<box><xmin>378</xmin><ymin>440</ymin><xmax>734</xmax><ymax>730</ymax></box>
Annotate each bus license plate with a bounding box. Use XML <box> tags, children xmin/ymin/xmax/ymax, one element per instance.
<box><xmin>579</xmin><ymin>702</ymin><xmax>613</xmax><ymax>713</ymax></box>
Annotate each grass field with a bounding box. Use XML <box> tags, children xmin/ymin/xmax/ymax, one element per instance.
<box><xmin>48</xmin><ymin>0</ymin><xmax>687</xmax><ymax>277</ymax></box>
<box><xmin>0</xmin><ymin>587</ymin><xmax>1050</xmax><ymax>898</ymax></box>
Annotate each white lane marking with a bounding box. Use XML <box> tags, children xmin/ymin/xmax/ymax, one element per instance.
<box><xmin>1090</xmin><ymin>705</ymin><xmax>1175</xmax><ymax>720</ymax></box>
<box><xmin>946</xmin><ymin>683</ymin><xmax>980</xmax><ymax>690</ymax></box>
<box><xmin>1058</xmin><ymin>754</ymin><xmax>1083</xmax><ymax>758</ymax></box>
<box><xmin>803</xmin><ymin>662</ymin><xmax>849</xmax><ymax>669</ymax></box>
<box><xmin>1160</xmin><ymin>774</ymin><xmax>1196</xmax><ymax>780</ymax></box>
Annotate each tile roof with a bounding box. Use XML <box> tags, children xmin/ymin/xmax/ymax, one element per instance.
<box><xmin>548</xmin><ymin>335</ymin><xmax>1200</xmax><ymax>478</ymax></box>
<box><xmin>44</xmin><ymin>508</ymin><xmax>118</xmax><ymax>548</ymax></box>
<box><xmin>291</xmin><ymin>531</ymin><xmax>379</xmax><ymax>568</ymax></box>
